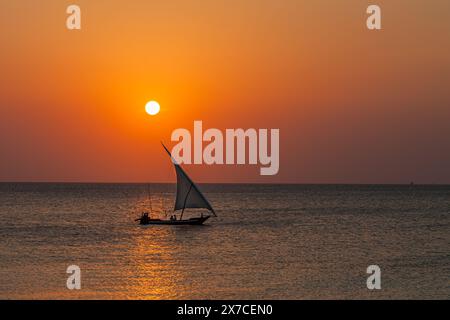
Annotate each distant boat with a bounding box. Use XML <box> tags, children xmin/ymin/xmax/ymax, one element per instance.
<box><xmin>135</xmin><ymin>143</ymin><xmax>216</xmax><ymax>225</ymax></box>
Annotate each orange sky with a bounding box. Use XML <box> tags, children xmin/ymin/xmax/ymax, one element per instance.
<box><xmin>1</xmin><ymin>0</ymin><xmax>449</xmax><ymax>183</ymax></box>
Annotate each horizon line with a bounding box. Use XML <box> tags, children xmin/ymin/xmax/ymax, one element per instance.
<box><xmin>0</xmin><ymin>181</ymin><xmax>449</xmax><ymax>186</ymax></box>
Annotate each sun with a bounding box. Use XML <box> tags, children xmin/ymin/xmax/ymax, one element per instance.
<box><xmin>145</xmin><ymin>101</ymin><xmax>160</xmax><ymax>116</ymax></box>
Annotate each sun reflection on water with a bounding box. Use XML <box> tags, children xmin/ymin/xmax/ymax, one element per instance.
<box><xmin>124</xmin><ymin>221</ymin><xmax>186</xmax><ymax>299</ymax></box>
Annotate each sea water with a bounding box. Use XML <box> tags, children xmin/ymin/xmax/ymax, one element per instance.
<box><xmin>0</xmin><ymin>183</ymin><xmax>448</xmax><ymax>299</ymax></box>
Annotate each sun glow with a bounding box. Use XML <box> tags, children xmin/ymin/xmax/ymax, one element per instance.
<box><xmin>145</xmin><ymin>101</ymin><xmax>160</xmax><ymax>116</ymax></box>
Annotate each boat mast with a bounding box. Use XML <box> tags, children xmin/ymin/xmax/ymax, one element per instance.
<box><xmin>147</xmin><ymin>184</ymin><xmax>152</xmax><ymax>212</ymax></box>
<box><xmin>180</xmin><ymin>183</ymin><xmax>193</xmax><ymax>220</ymax></box>
<box><xmin>162</xmin><ymin>193</ymin><xmax>167</xmax><ymax>217</ymax></box>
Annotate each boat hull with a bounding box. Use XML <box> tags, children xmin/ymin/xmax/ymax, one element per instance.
<box><xmin>139</xmin><ymin>216</ymin><xmax>210</xmax><ymax>226</ymax></box>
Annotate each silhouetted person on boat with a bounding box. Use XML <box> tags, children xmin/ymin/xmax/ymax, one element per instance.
<box><xmin>140</xmin><ymin>212</ymin><xmax>149</xmax><ymax>224</ymax></box>
<box><xmin>135</xmin><ymin>212</ymin><xmax>152</xmax><ymax>224</ymax></box>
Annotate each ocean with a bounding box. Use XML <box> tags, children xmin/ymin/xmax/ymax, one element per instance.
<box><xmin>0</xmin><ymin>183</ymin><xmax>448</xmax><ymax>299</ymax></box>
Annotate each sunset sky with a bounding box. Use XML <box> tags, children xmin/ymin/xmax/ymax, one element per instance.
<box><xmin>1</xmin><ymin>0</ymin><xmax>449</xmax><ymax>183</ymax></box>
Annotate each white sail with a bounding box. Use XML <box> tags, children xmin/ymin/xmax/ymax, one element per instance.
<box><xmin>162</xmin><ymin>143</ymin><xmax>216</xmax><ymax>216</ymax></box>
